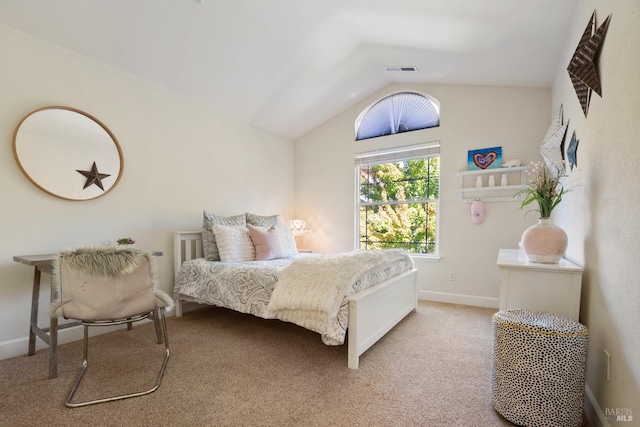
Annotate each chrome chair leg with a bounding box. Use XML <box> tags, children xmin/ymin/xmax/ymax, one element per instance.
<box><xmin>152</xmin><ymin>309</ymin><xmax>164</xmax><ymax>344</ymax></box>
<box><xmin>65</xmin><ymin>325</ymin><xmax>90</xmax><ymax>407</ymax></box>
<box><xmin>65</xmin><ymin>311</ymin><xmax>170</xmax><ymax>408</ymax></box>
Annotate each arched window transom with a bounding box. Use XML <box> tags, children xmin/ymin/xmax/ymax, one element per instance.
<box><xmin>355</xmin><ymin>92</ymin><xmax>440</xmax><ymax>141</ymax></box>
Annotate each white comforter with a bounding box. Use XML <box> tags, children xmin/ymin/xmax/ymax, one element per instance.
<box><xmin>268</xmin><ymin>249</ymin><xmax>414</xmax><ymax>339</ymax></box>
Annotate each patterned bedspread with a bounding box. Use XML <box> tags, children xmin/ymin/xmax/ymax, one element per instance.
<box><xmin>174</xmin><ymin>251</ymin><xmax>414</xmax><ymax>345</ymax></box>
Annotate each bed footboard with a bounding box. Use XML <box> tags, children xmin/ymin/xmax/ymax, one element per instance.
<box><xmin>347</xmin><ymin>268</ymin><xmax>418</xmax><ymax>369</ymax></box>
<box><xmin>173</xmin><ymin>231</ymin><xmax>204</xmax><ymax>317</ymax></box>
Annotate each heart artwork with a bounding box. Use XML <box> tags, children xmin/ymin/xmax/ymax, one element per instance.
<box><xmin>473</xmin><ymin>151</ymin><xmax>498</xmax><ymax>169</ymax></box>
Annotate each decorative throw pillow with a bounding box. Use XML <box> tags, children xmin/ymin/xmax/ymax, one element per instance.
<box><xmin>247</xmin><ymin>224</ymin><xmax>286</xmax><ymax>261</ymax></box>
<box><xmin>211</xmin><ymin>225</ymin><xmax>256</xmax><ymax>262</ymax></box>
<box><xmin>245</xmin><ymin>212</ymin><xmax>281</xmax><ymax>227</ymax></box>
<box><xmin>273</xmin><ymin>225</ymin><xmax>298</xmax><ymax>256</ymax></box>
<box><xmin>202</xmin><ymin>211</ymin><xmax>246</xmax><ymax>261</ymax></box>
<box><xmin>247</xmin><ymin>224</ymin><xmax>298</xmax><ymax>261</ymax></box>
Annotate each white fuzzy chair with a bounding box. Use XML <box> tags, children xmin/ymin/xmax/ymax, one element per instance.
<box><xmin>52</xmin><ymin>246</ymin><xmax>174</xmax><ymax>408</ymax></box>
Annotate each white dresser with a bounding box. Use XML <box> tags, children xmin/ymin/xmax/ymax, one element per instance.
<box><xmin>496</xmin><ymin>249</ymin><xmax>584</xmax><ymax>321</ymax></box>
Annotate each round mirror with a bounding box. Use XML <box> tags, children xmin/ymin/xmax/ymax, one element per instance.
<box><xmin>13</xmin><ymin>107</ymin><xmax>123</xmax><ymax>201</ymax></box>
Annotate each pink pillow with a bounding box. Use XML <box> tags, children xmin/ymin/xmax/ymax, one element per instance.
<box><xmin>247</xmin><ymin>224</ymin><xmax>286</xmax><ymax>260</ymax></box>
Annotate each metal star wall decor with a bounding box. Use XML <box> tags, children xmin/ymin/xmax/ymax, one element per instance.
<box><xmin>540</xmin><ymin>105</ymin><xmax>569</xmax><ymax>177</ymax></box>
<box><xmin>567</xmin><ymin>11</ymin><xmax>611</xmax><ymax>117</ymax></box>
<box><xmin>76</xmin><ymin>161</ymin><xmax>111</xmax><ymax>191</ymax></box>
<box><xmin>567</xmin><ymin>131</ymin><xmax>579</xmax><ymax>171</ymax></box>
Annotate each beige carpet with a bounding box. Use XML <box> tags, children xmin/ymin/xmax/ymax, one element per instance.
<box><xmin>0</xmin><ymin>301</ymin><xmax>528</xmax><ymax>426</ymax></box>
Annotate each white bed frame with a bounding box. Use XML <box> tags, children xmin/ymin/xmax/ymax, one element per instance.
<box><xmin>173</xmin><ymin>231</ymin><xmax>418</xmax><ymax>369</ymax></box>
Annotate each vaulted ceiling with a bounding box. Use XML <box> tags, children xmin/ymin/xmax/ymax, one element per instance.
<box><xmin>0</xmin><ymin>0</ymin><xmax>580</xmax><ymax>139</ymax></box>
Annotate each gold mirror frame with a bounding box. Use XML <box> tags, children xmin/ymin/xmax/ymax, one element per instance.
<box><xmin>13</xmin><ymin>106</ymin><xmax>124</xmax><ymax>201</ymax></box>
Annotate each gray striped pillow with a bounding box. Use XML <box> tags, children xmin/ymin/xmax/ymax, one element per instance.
<box><xmin>202</xmin><ymin>211</ymin><xmax>246</xmax><ymax>261</ymax></box>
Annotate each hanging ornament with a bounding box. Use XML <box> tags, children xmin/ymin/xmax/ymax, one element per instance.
<box><xmin>471</xmin><ymin>199</ymin><xmax>485</xmax><ymax>224</ymax></box>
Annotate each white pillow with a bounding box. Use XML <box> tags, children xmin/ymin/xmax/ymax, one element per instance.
<box><xmin>202</xmin><ymin>211</ymin><xmax>246</xmax><ymax>261</ymax></box>
<box><xmin>269</xmin><ymin>225</ymin><xmax>298</xmax><ymax>256</ymax></box>
<box><xmin>211</xmin><ymin>225</ymin><xmax>255</xmax><ymax>262</ymax></box>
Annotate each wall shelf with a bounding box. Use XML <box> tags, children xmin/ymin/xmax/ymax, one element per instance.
<box><xmin>456</xmin><ymin>166</ymin><xmax>529</xmax><ymax>202</ymax></box>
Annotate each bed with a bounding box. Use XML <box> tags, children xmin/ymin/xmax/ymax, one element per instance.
<box><xmin>173</xmin><ymin>230</ymin><xmax>418</xmax><ymax>369</ymax></box>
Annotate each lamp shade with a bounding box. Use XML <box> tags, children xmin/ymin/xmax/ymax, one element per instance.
<box><xmin>289</xmin><ymin>219</ymin><xmax>310</xmax><ymax>237</ymax></box>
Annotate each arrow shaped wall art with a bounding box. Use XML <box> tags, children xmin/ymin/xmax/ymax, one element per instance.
<box><xmin>567</xmin><ymin>131</ymin><xmax>580</xmax><ymax>171</ymax></box>
<box><xmin>540</xmin><ymin>106</ymin><xmax>569</xmax><ymax>177</ymax></box>
<box><xmin>567</xmin><ymin>11</ymin><xmax>611</xmax><ymax>117</ymax></box>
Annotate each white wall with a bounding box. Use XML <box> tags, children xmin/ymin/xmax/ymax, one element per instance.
<box><xmin>550</xmin><ymin>1</ymin><xmax>640</xmax><ymax>424</ymax></box>
<box><xmin>294</xmin><ymin>83</ymin><xmax>550</xmax><ymax>307</ymax></box>
<box><xmin>0</xmin><ymin>26</ymin><xmax>295</xmax><ymax>359</ymax></box>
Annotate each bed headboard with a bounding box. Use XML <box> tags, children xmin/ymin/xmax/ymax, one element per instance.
<box><xmin>173</xmin><ymin>231</ymin><xmax>204</xmax><ymax>275</ymax></box>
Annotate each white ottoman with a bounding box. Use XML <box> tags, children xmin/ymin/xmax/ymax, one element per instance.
<box><xmin>492</xmin><ymin>309</ymin><xmax>589</xmax><ymax>427</ymax></box>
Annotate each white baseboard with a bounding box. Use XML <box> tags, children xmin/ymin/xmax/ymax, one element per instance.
<box><xmin>419</xmin><ymin>290</ymin><xmax>499</xmax><ymax>309</ymax></box>
<box><xmin>585</xmin><ymin>383</ymin><xmax>610</xmax><ymax>427</ymax></box>
<box><xmin>0</xmin><ymin>319</ymin><xmax>153</xmax><ymax>362</ymax></box>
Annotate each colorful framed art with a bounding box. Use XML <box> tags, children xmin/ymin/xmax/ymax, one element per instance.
<box><xmin>467</xmin><ymin>146</ymin><xmax>502</xmax><ymax>171</ymax></box>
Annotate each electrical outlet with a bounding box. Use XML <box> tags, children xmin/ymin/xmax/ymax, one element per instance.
<box><xmin>604</xmin><ymin>349</ymin><xmax>611</xmax><ymax>381</ymax></box>
<box><xmin>449</xmin><ymin>271</ymin><xmax>456</xmax><ymax>281</ymax></box>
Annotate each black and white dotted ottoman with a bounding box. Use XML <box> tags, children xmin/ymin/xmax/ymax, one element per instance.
<box><xmin>491</xmin><ymin>309</ymin><xmax>589</xmax><ymax>427</ymax></box>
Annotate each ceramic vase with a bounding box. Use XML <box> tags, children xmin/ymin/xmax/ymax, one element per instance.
<box><xmin>521</xmin><ymin>218</ymin><xmax>568</xmax><ymax>264</ymax></box>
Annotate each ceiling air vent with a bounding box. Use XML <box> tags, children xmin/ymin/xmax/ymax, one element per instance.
<box><xmin>385</xmin><ymin>66</ymin><xmax>418</xmax><ymax>72</ymax></box>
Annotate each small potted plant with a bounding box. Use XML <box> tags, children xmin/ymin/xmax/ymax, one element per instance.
<box><xmin>116</xmin><ymin>237</ymin><xmax>136</xmax><ymax>246</ymax></box>
<box><xmin>515</xmin><ymin>162</ymin><xmax>570</xmax><ymax>263</ymax></box>
<box><xmin>515</xmin><ymin>161</ymin><xmax>567</xmax><ymax>218</ymax></box>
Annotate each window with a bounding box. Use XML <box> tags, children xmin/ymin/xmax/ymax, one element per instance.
<box><xmin>355</xmin><ymin>92</ymin><xmax>440</xmax><ymax>141</ymax></box>
<box><xmin>355</xmin><ymin>143</ymin><xmax>440</xmax><ymax>255</ymax></box>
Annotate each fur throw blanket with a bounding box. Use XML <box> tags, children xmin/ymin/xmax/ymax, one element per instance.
<box><xmin>56</xmin><ymin>246</ymin><xmax>152</xmax><ymax>278</ymax></box>
<box><xmin>268</xmin><ymin>249</ymin><xmax>413</xmax><ymax>335</ymax></box>
<box><xmin>51</xmin><ymin>246</ymin><xmax>173</xmax><ymax>316</ymax></box>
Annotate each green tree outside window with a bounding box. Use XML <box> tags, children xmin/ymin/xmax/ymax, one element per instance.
<box><xmin>358</xmin><ymin>156</ymin><xmax>439</xmax><ymax>253</ymax></box>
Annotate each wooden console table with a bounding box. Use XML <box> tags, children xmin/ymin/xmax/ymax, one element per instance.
<box><xmin>14</xmin><ymin>254</ymin><xmax>66</xmax><ymax>379</ymax></box>
<box><xmin>14</xmin><ymin>251</ymin><xmax>162</xmax><ymax>379</ymax></box>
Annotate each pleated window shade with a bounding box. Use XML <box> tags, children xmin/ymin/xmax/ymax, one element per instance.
<box><xmin>355</xmin><ymin>92</ymin><xmax>440</xmax><ymax>141</ymax></box>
